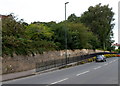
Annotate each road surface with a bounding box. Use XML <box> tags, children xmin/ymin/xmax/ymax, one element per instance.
<box><xmin>2</xmin><ymin>57</ymin><xmax>119</xmax><ymax>85</ymax></box>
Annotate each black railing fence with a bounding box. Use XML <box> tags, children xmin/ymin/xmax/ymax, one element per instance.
<box><xmin>36</xmin><ymin>52</ymin><xmax>116</xmax><ymax>72</ymax></box>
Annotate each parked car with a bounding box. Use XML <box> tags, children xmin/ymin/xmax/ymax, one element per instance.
<box><xmin>96</xmin><ymin>55</ymin><xmax>106</xmax><ymax>62</ymax></box>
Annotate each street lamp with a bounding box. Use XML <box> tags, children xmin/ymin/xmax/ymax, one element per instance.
<box><xmin>65</xmin><ymin>2</ymin><xmax>69</xmax><ymax>64</ymax></box>
<box><xmin>65</xmin><ymin>2</ymin><xmax>69</xmax><ymax>20</ymax></box>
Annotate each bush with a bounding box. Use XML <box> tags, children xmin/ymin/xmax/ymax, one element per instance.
<box><xmin>104</xmin><ymin>54</ymin><xmax>117</xmax><ymax>58</ymax></box>
<box><xmin>87</xmin><ymin>58</ymin><xmax>93</xmax><ymax>62</ymax></box>
<box><xmin>80</xmin><ymin>61</ymin><xmax>86</xmax><ymax>64</ymax></box>
<box><xmin>92</xmin><ymin>56</ymin><xmax>96</xmax><ymax>61</ymax></box>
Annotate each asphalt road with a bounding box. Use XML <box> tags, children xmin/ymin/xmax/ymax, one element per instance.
<box><xmin>2</xmin><ymin>57</ymin><xmax>119</xmax><ymax>85</ymax></box>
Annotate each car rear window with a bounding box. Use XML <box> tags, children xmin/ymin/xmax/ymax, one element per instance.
<box><xmin>96</xmin><ymin>55</ymin><xmax>103</xmax><ymax>59</ymax></box>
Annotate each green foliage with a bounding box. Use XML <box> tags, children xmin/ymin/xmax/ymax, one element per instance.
<box><xmin>67</xmin><ymin>14</ymin><xmax>80</xmax><ymax>23</ymax></box>
<box><xmin>80</xmin><ymin>3</ymin><xmax>115</xmax><ymax>50</ymax></box>
<box><xmin>26</xmin><ymin>24</ymin><xmax>54</xmax><ymax>41</ymax></box>
<box><xmin>2</xmin><ymin>14</ymin><xmax>56</xmax><ymax>57</ymax></box>
<box><xmin>51</xmin><ymin>22</ymin><xmax>66</xmax><ymax>50</ymax></box>
<box><xmin>115</xmin><ymin>47</ymin><xmax>120</xmax><ymax>53</ymax></box>
<box><xmin>50</xmin><ymin>22</ymin><xmax>95</xmax><ymax>50</ymax></box>
<box><xmin>67</xmin><ymin>22</ymin><xmax>93</xmax><ymax>49</ymax></box>
<box><xmin>93</xmin><ymin>56</ymin><xmax>96</xmax><ymax>60</ymax></box>
<box><xmin>80</xmin><ymin>61</ymin><xmax>85</xmax><ymax>64</ymax></box>
<box><xmin>104</xmin><ymin>54</ymin><xmax>117</xmax><ymax>58</ymax></box>
<box><xmin>2</xmin><ymin>14</ymin><xmax>25</xmax><ymax>38</ymax></box>
<box><xmin>2</xmin><ymin>3</ymin><xmax>115</xmax><ymax>57</ymax></box>
<box><xmin>87</xmin><ymin>58</ymin><xmax>93</xmax><ymax>62</ymax></box>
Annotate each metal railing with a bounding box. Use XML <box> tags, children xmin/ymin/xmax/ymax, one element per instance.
<box><xmin>36</xmin><ymin>52</ymin><xmax>116</xmax><ymax>72</ymax></box>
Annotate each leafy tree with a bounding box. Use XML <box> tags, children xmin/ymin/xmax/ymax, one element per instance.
<box><xmin>86</xmin><ymin>32</ymin><xmax>100</xmax><ymax>50</ymax></box>
<box><xmin>2</xmin><ymin>14</ymin><xmax>29</xmax><ymax>57</ymax></box>
<box><xmin>67</xmin><ymin>14</ymin><xmax>80</xmax><ymax>23</ymax></box>
<box><xmin>115</xmin><ymin>46</ymin><xmax>120</xmax><ymax>53</ymax></box>
<box><xmin>50</xmin><ymin>22</ymin><xmax>66</xmax><ymax>50</ymax></box>
<box><xmin>67</xmin><ymin>22</ymin><xmax>97</xmax><ymax>49</ymax></box>
<box><xmin>26</xmin><ymin>24</ymin><xmax>54</xmax><ymax>41</ymax></box>
<box><xmin>25</xmin><ymin>23</ymin><xmax>56</xmax><ymax>54</ymax></box>
<box><xmin>2</xmin><ymin>14</ymin><xmax>25</xmax><ymax>38</ymax></box>
<box><xmin>2</xmin><ymin>14</ymin><xmax>56</xmax><ymax>57</ymax></box>
<box><xmin>50</xmin><ymin>21</ymin><xmax>99</xmax><ymax>50</ymax></box>
<box><xmin>80</xmin><ymin>3</ymin><xmax>115</xmax><ymax>50</ymax></box>
<box><xmin>2</xmin><ymin>3</ymin><xmax>116</xmax><ymax>57</ymax></box>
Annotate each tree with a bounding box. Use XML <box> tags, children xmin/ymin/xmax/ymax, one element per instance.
<box><xmin>26</xmin><ymin>24</ymin><xmax>54</xmax><ymax>41</ymax></box>
<box><xmin>2</xmin><ymin>14</ymin><xmax>25</xmax><ymax>38</ymax></box>
<box><xmin>25</xmin><ymin>23</ymin><xmax>56</xmax><ymax>54</ymax></box>
<box><xmin>67</xmin><ymin>22</ymin><xmax>97</xmax><ymax>49</ymax></box>
<box><xmin>80</xmin><ymin>3</ymin><xmax>115</xmax><ymax>50</ymax></box>
<box><xmin>2</xmin><ymin>14</ymin><xmax>29</xmax><ymax>57</ymax></box>
<box><xmin>2</xmin><ymin>14</ymin><xmax>56</xmax><ymax>57</ymax></box>
<box><xmin>50</xmin><ymin>22</ymin><xmax>66</xmax><ymax>50</ymax></box>
<box><xmin>67</xmin><ymin>14</ymin><xmax>80</xmax><ymax>23</ymax></box>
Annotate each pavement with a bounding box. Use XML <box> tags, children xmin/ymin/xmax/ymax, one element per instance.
<box><xmin>2</xmin><ymin>69</ymin><xmax>35</xmax><ymax>81</ymax></box>
<box><xmin>2</xmin><ymin>61</ymin><xmax>79</xmax><ymax>82</ymax></box>
<box><xmin>1</xmin><ymin>57</ymin><xmax>119</xmax><ymax>85</ymax></box>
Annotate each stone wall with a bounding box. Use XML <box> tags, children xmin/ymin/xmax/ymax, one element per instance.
<box><xmin>2</xmin><ymin>49</ymin><xmax>104</xmax><ymax>74</ymax></box>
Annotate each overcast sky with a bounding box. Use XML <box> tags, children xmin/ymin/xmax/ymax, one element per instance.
<box><xmin>0</xmin><ymin>0</ymin><xmax>119</xmax><ymax>43</ymax></box>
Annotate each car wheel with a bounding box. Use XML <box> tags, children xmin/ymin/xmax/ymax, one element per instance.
<box><xmin>104</xmin><ymin>60</ymin><xmax>106</xmax><ymax>62</ymax></box>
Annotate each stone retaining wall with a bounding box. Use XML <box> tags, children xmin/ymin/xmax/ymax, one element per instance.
<box><xmin>2</xmin><ymin>49</ymin><xmax>104</xmax><ymax>74</ymax></box>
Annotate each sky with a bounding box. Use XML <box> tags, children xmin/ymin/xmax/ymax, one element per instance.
<box><xmin>0</xmin><ymin>0</ymin><xmax>119</xmax><ymax>43</ymax></box>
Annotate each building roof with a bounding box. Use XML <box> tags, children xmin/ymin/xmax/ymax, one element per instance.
<box><xmin>113</xmin><ymin>43</ymin><xmax>120</xmax><ymax>46</ymax></box>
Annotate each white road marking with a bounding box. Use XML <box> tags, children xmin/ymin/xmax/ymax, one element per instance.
<box><xmin>113</xmin><ymin>59</ymin><xmax>117</xmax><ymax>62</ymax></box>
<box><xmin>51</xmin><ymin>78</ymin><xmax>68</xmax><ymax>84</ymax></box>
<box><xmin>93</xmin><ymin>66</ymin><xmax>102</xmax><ymax>70</ymax></box>
<box><xmin>76</xmin><ymin>70</ymin><xmax>90</xmax><ymax>76</ymax></box>
<box><xmin>109</xmin><ymin>59</ymin><xmax>118</xmax><ymax>64</ymax></box>
<box><xmin>104</xmin><ymin>63</ymin><xmax>108</xmax><ymax>66</ymax></box>
<box><xmin>109</xmin><ymin>61</ymin><xmax>113</xmax><ymax>64</ymax></box>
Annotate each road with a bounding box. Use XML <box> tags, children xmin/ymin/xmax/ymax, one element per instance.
<box><xmin>2</xmin><ymin>57</ymin><xmax>119</xmax><ymax>85</ymax></box>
